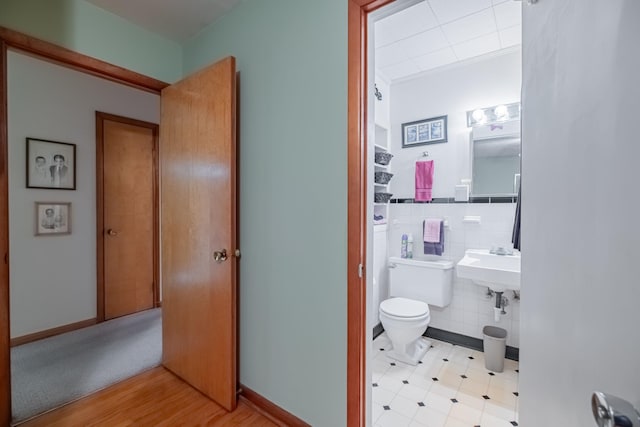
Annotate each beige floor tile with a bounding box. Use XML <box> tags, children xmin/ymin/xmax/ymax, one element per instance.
<box><xmin>408</xmin><ymin>372</ymin><xmax>436</xmax><ymax>391</ymax></box>
<box><xmin>437</xmin><ymin>370</ymin><xmax>464</xmax><ymax>390</ymax></box>
<box><xmin>444</xmin><ymin>416</ymin><xmax>470</xmax><ymax>427</ymax></box>
<box><xmin>397</xmin><ymin>382</ymin><xmax>429</xmax><ymax>402</ymax></box>
<box><xmin>378</xmin><ymin>375</ymin><xmax>404</xmax><ymax>393</ymax></box>
<box><xmin>480</xmin><ymin>411</ymin><xmax>516</xmax><ymax>427</ymax></box>
<box><xmin>412</xmin><ymin>406</ymin><xmax>448</xmax><ymax>427</ymax></box>
<box><xmin>448</xmin><ymin>402</ymin><xmax>483</xmax><ymax>425</ymax></box>
<box><xmin>483</xmin><ymin>401</ymin><xmax>516</xmax><ymax>421</ymax></box>
<box><xmin>391</xmin><ymin>393</ymin><xmax>421</xmax><ymax>420</ymax></box>
<box><xmin>455</xmin><ymin>390</ymin><xmax>487</xmax><ymax>411</ymax></box>
<box><xmin>385</xmin><ymin>365</ymin><xmax>418</xmax><ymax>381</ymax></box>
<box><xmin>372</xmin><ymin>386</ymin><xmax>396</xmax><ymax>405</ymax></box>
<box><xmin>487</xmin><ymin>382</ymin><xmax>518</xmax><ymax>408</ymax></box>
<box><xmin>464</xmin><ymin>366</ymin><xmax>494</xmax><ymax>385</ymax></box>
<box><xmin>429</xmin><ymin>383</ymin><xmax>458</xmax><ymax>400</ymax></box>
<box><xmin>372</xmin><ymin>358</ymin><xmax>391</xmax><ymax>377</ymax></box>
<box><xmin>372</xmin><ymin>403</ymin><xmax>385</xmax><ymax>424</ymax></box>
<box><xmin>458</xmin><ymin>378</ymin><xmax>489</xmax><ymax>397</ymax></box>
<box><xmin>376</xmin><ymin>409</ymin><xmax>413</xmax><ymax>427</ymax></box>
<box><xmin>425</xmin><ymin>391</ymin><xmax>454</xmax><ymax>415</ymax></box>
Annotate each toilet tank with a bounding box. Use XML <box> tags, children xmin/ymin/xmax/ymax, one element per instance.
<box><xmin>388</xmin><ymin>257</ymin><xmax>453</xmax><ymax>307</ymax></box>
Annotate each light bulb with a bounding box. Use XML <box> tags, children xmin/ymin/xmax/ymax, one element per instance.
<box><xmin>472</xmin><ymin>109</ymin><xmax>486</xmax><ymax>124</ymax></box>
<box><xmin>494</xmin><ymin>105</ymin><xmax>509</xmax><ymax>121</ymax></box>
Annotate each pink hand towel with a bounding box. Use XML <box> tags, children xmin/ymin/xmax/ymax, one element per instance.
<box><xmin>415</xmin><ymin>160</ymin><xmax>434</xmax><ymax>202</ymax></box>
<box><xmin>424</xmin><ymin>218</ymin><xmax>441</xmax><ymax>243</ymax></box>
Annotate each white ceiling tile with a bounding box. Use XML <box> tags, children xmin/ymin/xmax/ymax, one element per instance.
<box><xmin>380</xmin><ymin>60</ymin><xmax>421</xmax><ymax>81</ymax></box>
<box><xmin>493</xmin><ymin>1</ymin><xmax>522</xmax><ymax>30</ymax></box>
<box><xmin>441</xmin><ymin>8</ymin><xmax>497</xmax><ymax>45</ymax></box>
<box><xmin>428</xmin><ymin>0</ymin><xmax>492</xmax><ymax>24</ymax></box>
<box><xmin>392</xmin><ymin>27</ymin><xmax>450</xmax><ymax>58</ymax></box>
<box><xmin>452</xmin><ymin>32</ymin><xmax>502</xmax><ymax>61</ymax></box>
<box><xmin>375</xmin><ymin>2</ymin><xmax>440</xmax><ymax>48</ymax></box>
<box><xmin>413</xmin><ymin>48</ymin><xmax>458</xmax><ymax>71</ymax></box>
<box><xmin>499</xmin><ymin>25</ymin><xmax>522</xmax><ymax>48</ymax></box>
<box><xmin>376</xmin><ymin>43</ymin><xmax>411</xmax><ymax>68</ymax></box>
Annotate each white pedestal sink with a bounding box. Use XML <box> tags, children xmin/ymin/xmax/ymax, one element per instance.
<box><xmin>456</xmin><ymin>249</ymin><xmax>521</xmax><ymax>292</ymax></box>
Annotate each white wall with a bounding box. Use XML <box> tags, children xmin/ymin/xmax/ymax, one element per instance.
<box><xmin>389</xmin><ymin>51</ymin><xmax>521</xmax><ymax>199</ymax></box>
<box><xmin>388</xmin><ymin>202</ymin><xmax>520</xmax><ymax>347</ymax></box>
<box><xmin>377</xmin><ymin>51</ymin><xmax>522</xmax><ymax>348</ymax></box>
<box><xmin>520</xmin><ymin>0</ymin><xmax>640</xmax><ymax>425</ymax></box>
<box><xmin>8</xmin><ymin>51</ymin><xmax>159</xmax><ymax>338</ymax></box>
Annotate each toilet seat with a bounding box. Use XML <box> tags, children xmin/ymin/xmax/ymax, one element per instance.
<box><xmin>380</xmin><ymin>297</ymin><xmax>429</xmax><ymax>319</ymax></box>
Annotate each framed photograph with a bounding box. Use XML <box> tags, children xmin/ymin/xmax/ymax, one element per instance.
<box><xmin>35</xmin><ymin>202</ymin><xmax>71</xmax><ymax>236</ymax></box>
<box><xmin>401</xmin><ymin>115</ymin><xmax>448</xmax><ymax>148</ymax></box>
<box><xmin>26</xmin><ymin>138</ymin><xmax>76</xmax><ymax>190</ymax></box>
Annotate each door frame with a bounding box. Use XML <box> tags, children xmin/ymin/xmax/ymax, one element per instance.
<box><xmin>96</xmin><ymin>111</ymin><xmax>161</xmax><ymax>322</ymax></box>
<box><xmin>0</xmin><ymin>26</ymin><xmax>168</xmax><ymax>424</ymax></box>
<box><xmin>347</xmin><ymin>1</ymin><xmax>395</xmax><ymax>426</ymax></box>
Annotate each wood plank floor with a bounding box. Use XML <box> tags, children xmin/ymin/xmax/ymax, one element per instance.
<box><xmin>17</xmin><ymin>367</ymin><xmax>279</xmax><ymax>427</ymax></box>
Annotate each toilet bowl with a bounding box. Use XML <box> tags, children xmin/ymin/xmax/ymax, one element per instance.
<box><xmin>379</xmin><ymin>257</ymin><xmax>453</xmax><ymax>365</ymax></box>
<box><xmin>379</xmin><ymin>297</ymin><xmax>431</xmax><ymax>365</ymax></box>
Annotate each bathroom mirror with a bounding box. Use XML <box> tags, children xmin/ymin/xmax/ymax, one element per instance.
<box><xmin>470</xmin><ymin>120</ymin><xmax>521</xmax><ymax>197</ymax></box>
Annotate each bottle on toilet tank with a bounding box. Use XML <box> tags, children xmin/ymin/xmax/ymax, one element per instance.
<box><xmin>407</xmin><ymin>234</ymin><xmax>413</xmax><ymax>259</ymax></box>
<box><xmin>401</xmin><ymin>234</ymin><xmax>408</xmax><ymax>258</ymax></box>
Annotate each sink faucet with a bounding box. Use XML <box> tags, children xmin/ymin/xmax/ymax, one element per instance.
<box><xmin>490</xmin><ymin>246</ymin><xmax>513</xmax><ymax>256</ymax></box>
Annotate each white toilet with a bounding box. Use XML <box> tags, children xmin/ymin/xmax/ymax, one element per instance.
<box><xmin>379</xmin><ymin>257</ymin><xmax>453</xmax><ymax>365</ymax></box>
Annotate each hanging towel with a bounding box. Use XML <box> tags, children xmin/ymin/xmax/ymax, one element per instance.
<box><xmin>423</xmin><ymin>219</ymin><xmax>444</xmax><ymax>256</ymax></box>
<box><xmin>415</xmin><ymin>160</ymin><xmax>434</xmax><ymax>202</ymax></box>
<box><xmin>424</xmin><ymin>218</ymin><xmax>441</xmax><ymax>243</ymax></box>
<box><xmin>512</xmin><ymin>182</ymin><xmax>521</xmax><ymax>250</ymax></box>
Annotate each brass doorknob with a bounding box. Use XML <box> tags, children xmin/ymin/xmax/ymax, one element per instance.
<box><xmin>107</xmin><ymin>229</ymin><xmax>118</xmax><ymax>237</ymax></box>
<box><xmin>213</xmin><ymin>249</ymin><xmax>228</xmax><ymax>262</ymax></box>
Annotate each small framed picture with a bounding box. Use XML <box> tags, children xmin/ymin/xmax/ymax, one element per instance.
<box><xmin>26</xmin><ymin>138</ymin><xmax>76</xmax><ymax>190</ymax></box>
<box><xmin>401</xmin><ymin>115</ymin><xmax>448</xmax><ymax>148</ymax></box>
<box><xmin>35</xmin><ymin>202</ymin><xmax>71</xmax><ymax>236</ymax></box>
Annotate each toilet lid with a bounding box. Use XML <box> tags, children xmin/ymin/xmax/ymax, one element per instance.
<box><xmin>380</xmin><ymin>297</ymin><xmax>429</xmax><ymax>318</ymax></box>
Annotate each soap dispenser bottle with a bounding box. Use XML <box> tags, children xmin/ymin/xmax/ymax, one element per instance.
<box><xmin>401</xmin><ymin>234</ymin><xmax>408</xmax><ymax>258</ymax></box>
<box><xmin>407</xmin><ymin>234</ymin><xmax>413</xmax><ymax>259</ymax></box>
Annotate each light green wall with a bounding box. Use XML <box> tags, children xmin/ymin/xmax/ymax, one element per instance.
<box><xmin>184</xmin><ymin>1</ymin><xmax>348</xmax><ymax>425</ymax></box>
<box><xmin>0</xmin><ymin>0</ymin><xmax>182</xmax><ymax>83</ymax></box>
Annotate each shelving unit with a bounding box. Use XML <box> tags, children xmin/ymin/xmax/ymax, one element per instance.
<box><xmin>373</xmin><ymin>124</ymin><xmax>391</xmax><ymax>226</ymax></box>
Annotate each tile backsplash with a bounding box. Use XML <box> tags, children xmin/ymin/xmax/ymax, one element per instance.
<box><xmin>386</xmin><ymin>202</ymin><xmax>520</xmax><ymax>348</ymax></box>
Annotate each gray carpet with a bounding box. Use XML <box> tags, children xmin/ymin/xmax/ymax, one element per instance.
<box><xmin>11</xmin><ymin>308</ymin><xmax>162</xmax><ymax>422</ymax></box>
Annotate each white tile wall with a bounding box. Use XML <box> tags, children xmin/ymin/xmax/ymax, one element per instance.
<box><xmin>383</xmin><ymin>202</ymin><xmax>520</xmax><ymax>348</ymax></box>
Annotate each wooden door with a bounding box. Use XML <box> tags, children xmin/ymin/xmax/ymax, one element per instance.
<box><xmin>97</xmin><ymin>113</ymin><xmax>159</xmax><ymax>321</ymax></box>
<box><xmin>160</xmin><ymin>57</ymin><xmax>237</xmax><ymax>411</ymax></box>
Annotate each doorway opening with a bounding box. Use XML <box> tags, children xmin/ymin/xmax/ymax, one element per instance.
<box><xmin>348</xmin><ymin>1</ymin><xmax>523</xmax><ymax>425</ymax></box>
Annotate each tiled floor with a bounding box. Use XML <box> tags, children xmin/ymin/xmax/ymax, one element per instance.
<box><xmin>372</xmin><ymin>333</ymin><xmax>519</xmax><ymax>427</ymax></box>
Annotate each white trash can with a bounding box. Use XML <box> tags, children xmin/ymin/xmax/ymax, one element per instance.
<box><xmin>483</xmin><ymin>326</ymin><xmax>507</xmax><ymax>373</ymax></box>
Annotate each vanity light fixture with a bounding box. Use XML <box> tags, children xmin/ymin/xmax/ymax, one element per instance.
<box><xmin>466</xmin><ymin>102</ymin><xmax>520</xmax><ymax>127</ymax></box>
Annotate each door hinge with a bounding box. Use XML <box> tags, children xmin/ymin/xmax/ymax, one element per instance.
<box><xmin>358</xmin><ymin>263</ymin><xmax>364</xmax><ymax>278</ymax></box>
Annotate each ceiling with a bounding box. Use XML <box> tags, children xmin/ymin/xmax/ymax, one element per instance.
<box><xmin>85</xmin><ymin>0</ymin><xmax>520</xmax><ymax>77</ymax></box>
<box><xmin>375</xmin><ymin>0</ymin><xmax>522</xmax><ymax>82</ymax></box>
<box><xmin>86</xmin><ymin>0</ymin><xmax>243</xmax><ymax>42</ymax></box>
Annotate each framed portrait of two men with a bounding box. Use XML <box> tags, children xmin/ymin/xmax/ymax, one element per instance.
<box><xmin>26</xmin><ymin>137</ymin><xmax>76</xmax><ymax>190</ymax></box>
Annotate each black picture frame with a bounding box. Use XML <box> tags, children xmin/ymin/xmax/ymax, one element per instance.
<box><xmin>35</xmin><ymin>202</ymin><xmax>72</xmax><ymax>236</ymax></box>
<box><xmin>401</xmin><ymin>115</ymin><xmax>448</xmax><ymax>148</ymax></box>
<box><xmin>26</xmin><ymin>137</ymin><xmax>77</xmax><ymax>190</ymax></box>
